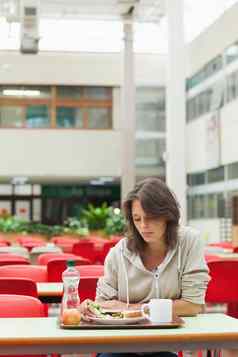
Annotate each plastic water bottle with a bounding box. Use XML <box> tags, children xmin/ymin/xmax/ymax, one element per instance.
<box><xmin>60</xmin><ymin>259</ymin><xmax>81</xmax><ymax>325</ymax></box>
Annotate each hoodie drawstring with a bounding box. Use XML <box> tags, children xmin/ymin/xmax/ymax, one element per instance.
<box><xmin>178</xmin><ymin>244</ymin><xmax>181</xmax><ymax>280</ymax></box>
<box><xmin>120</xmin><ymin>247</ymin><xmax>129</xmax><ymax>308</ymax></box>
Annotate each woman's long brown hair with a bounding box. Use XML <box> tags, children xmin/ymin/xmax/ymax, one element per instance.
<box><xmin>123</xmin><ymin>177</ymin><xmax>180</xmax><ymax>253</ymax></box>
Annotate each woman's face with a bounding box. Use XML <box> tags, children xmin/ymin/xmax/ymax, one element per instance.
<box><xmin>131</xmin><ymin>199</ymin><xmax>167</xmax><ymax>244</ymax></box>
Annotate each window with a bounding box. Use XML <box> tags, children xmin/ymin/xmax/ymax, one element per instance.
<box><xmin>136</xmin><ymin>138</ymin><xmax>165</xmax><ymax>166</ymax></box>
<box><xmin>0</xmin><ymin>85</ymin><xmax>113</xmax><ymax>129</ymax></box>
<box><xmin>227</xmin><ymin>71</ymin><xmax>238</xmax><ymax>103</ymax></box>
<box><xmin>136</xmin><ymin>87</ymin><xmax>166</xmax><ymax>131</ymax></box>
<box><xmin>192</xmin><ymin>195</ymin><xmax>206</xmax><ymax>219</ymax></box>
<box><xmin>56</xmin><ymin>107</ymin><xmax>83</xmax><ymax>128</ymax></box>
<box><xmin>26</xmin><ymin>105</ymin><xmax>50</xmax><ymax>128</ymax></box>
<box><xmin>225</xmin><ymin>42</ymin><xmax>238</xmax><ymax>65</ymax></box>
<box><xmin>207</xmin><ymin>166</ymin><xmax>224</xmax><ymax>183</ymax></box>
<box><xmin>227</xmin><ymin>162</ymin><xmax>238</xmax><ymax>180</ymax></box>
<box><xmin>217</xmin><ymin>193</ymin><xmax>225</xmax><ymax>218</ymax></box>
<box><xmin>186</xmin><ymin>55</ymin><xmax>223</xmax><ymax>90</ymax></box>
<box><xmin>84</xmin><ymin>87</ymin><xmax>111</xmax><ymax>100</ymax></box>
<box><xmin>0</xmin><ymin>106</ymin><xmax>24</xmax><ymax>128</ymax></box>
<box><xmin>207</xmin><ymin>193</ymin><xmax>217</xmax><ymax>218</ymax></box>
<box><xmin>57</xmin><ymin>86</ymin><xmax>82</xmax><ymax>99</ymax></box>
<box><xmin>186</xmin><ymin>89</ymin><xmax>212</xmax><ymax>122</ymax></box>
<box><xmin>187</xmin><ymin>172</ymin><xmax>206</xmax><ymax>186</ymax></box>
<box><xmin>87</xmin><ymin>108</ymin><xmax>112</xmax><ymax>129</ymax></box>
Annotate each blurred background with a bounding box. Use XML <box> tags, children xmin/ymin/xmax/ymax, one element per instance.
<box><xmin>0</xmin><ymin>0</ymin><xmax>238</xmax><ymax>246</ymax></box>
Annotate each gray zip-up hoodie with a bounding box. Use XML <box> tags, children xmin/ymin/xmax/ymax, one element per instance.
<box><xmin>96</xmin><ymin>226</ymin><xmax>210</xmax><ymax>305</ymax></box>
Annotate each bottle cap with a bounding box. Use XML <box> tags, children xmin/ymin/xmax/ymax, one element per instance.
<box><xmin>67</xmin><ymin>259</ymin><xmax>76</xmax><ymax>267</ymax></box>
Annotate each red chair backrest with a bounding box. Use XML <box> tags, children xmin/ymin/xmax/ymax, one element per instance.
<box><xmin>47</xmin><ymin>257</ymin><xmax>91</xmax><ymax>282</ymax></box>
<box><xmin>96</xmin><ymin>241</ymin><xmax>115</xmax><ymax>264</ymax></box>
<box><xmin>0</xmin><ymin>254</ymin><xmax>30</xmax><ymax>266</ymax></box>
<box><xmin>16</xmin><ymin>235</ymin><xmax>45</xmax><ymax>244</ymax></box>
<box><xmin>0</xmin><ymin>264</ymin><xmax>47</xmax><ymax>282</ymax></box>
<box><xmin>0</xmin><ymin>277</ymin><xmax>38</xmax><ymax>297</ymax></box>
<box><xmin>72</xmin><ymin>241</ymin><xmax>96</xmax><ymax>263</ymax></box>
<box><xmin>38</xmin><ymin>252</ymin><xmax>79</xmax><ymax>265</ymax></box>
<box><xmin>208</xmin><ymin>242</ymin><xmax>232</xmax><ymax>249</ymax></box>
<box><xmin>206</xmin><ymin>260</ymin><xmax>238</xmax><ymax>303</ymax></box>
<box><xmin>0</xmin><ymin>294</ymin><xmax>46</xmax><ymax>317</ymax></box>
<box><xmin>0</xmin><ymin>242</ymin><xmax>9</xmax><ymax>247</ymax></box>
<box><xmin>79</xmin><ymin>276</ymin><xmax>99</xmax><ymax>302</ymax></box>
<box><xmin>76</xmin><ymin>264</ymin><xmax>104</xmax><ymax>277</ymax></box>
<box><xmin>205</xmin><ymin>254</ymin><xmax>221</xmax><ymax>262</ymax></box>
<box><xmin>0</xmin><ymin>253</ymin><xmax>28</xmax><ymax>260</ymax></box>
<box><xmin>110</xmin><ymin>235</ymin><xmax>123</xmax><ymax>244</ymax></box>
<box><xmin>51</xmin><ymin>236</ymin><xmax>79</xmax><ymax>244</ymax></box>
<box><xmin>22</xmin><ymin>242</ymin><xmax>46</xmax><ymax>252</ymax></box>
<box><xmin>0</xmin><ymin>236</ymin><xmax>11</xmax><ymax>246</ymax></box>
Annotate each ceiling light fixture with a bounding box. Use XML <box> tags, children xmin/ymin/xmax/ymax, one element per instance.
<box><xmin>3</xmin><ymin>89</ymin><xmax>41</xmax><ymax>96</ymax></box>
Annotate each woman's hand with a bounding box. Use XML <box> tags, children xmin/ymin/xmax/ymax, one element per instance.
<box><xmin>80</xmin><ymin>299</ymin><xmax>129</xmax><ymax>321</ymax></box>
<box><xmin>79</xmin><ymin>299</ymin><xmax>95</xmax><ymax>321</ymax></box>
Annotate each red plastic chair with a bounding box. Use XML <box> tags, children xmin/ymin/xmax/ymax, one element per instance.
<box><xmin>206</xmin><ymin>260</ymin><xmax>238</xmax><ymax>318</ymax></box>
<box><xmin>0</xmin><ymin>277</ymin><xmax>38</xmax><ymax>297</ymax></box>
<box><xmin>76</xmin><ymin>264</ymin><xmax>104</xmax><ymax>277</ymax></box>
<box><xmin>96</xmin><ymin>241</ymin><xmax>115</xmax><ymax>264</ymax></box>
<box><xmin>0</xmin><ymin>254</ymin><xmax>30</xmax><ymax>266</ymax></box>
<box><xmin>16</xmin><ymin>235</ymin><xmax>45</xmax><ymax>244</ymax></box>
<box><xmin>0</xmin><ymin>264</ymin><xmax>47</xmax><ymax>282</ymax></box>
<box><xmin>110</xmin><ymin>235</ymin><xmax>123</xmax><ymax>244</ymax></box>
<box><xmin>72</xmin><ymin>241</ymin><xmax>96</xmax><ymax>263</ymax></box>
<box><xmin>208</xmin><ymin>242</ymin><xmax>232</xmax><ymax>249</ymax></box>
<box><xmin>51</xmin><ymin>236</ymin><xmax>79</xmax><ymax>244</ymax></box>
<box><xmin>0</xmin><ymin>294</ymin><xmax>46</xmax><ymax>317</ymax></box>
<box><xmin>22</xmin><ymin>241</ymin><xmax>46</xmax><ymax>252</ymax></box>
<box><xmin>0</xmin><ymin>236</ymin><xmax>11</xmax><ymax>246</ymax></box>
<box><xmin>38</xmin><ymin>252</ymin><xmax>79</xmax><ymax>265</ymax></box>
<box><xmin>205</xmin><ymin>254</ymin><xmax>221</xmax><ymax>262</ymax></box>
<box><xmin>51</xmin><ymin>236</ymin><xmax>79</xmax><ymax>252</ymax></box>
<box><xmin>79</xmin><ymin>276</ymin><xmax>99</xmax><ymax>302</ymax></box>
<box><xmin>0</xmin><ymin>294</ymin><xmax>47</xmax><ymax>357</ymax></box>
<box><xmin>0</xmin><ymin>242</ymin><xmax>10</xmax><ymax>247</ymax></box>
<box><xmin>47</xmin><ymin>257</ymin><xmax>91</xmax><ymax>282</ymax></box>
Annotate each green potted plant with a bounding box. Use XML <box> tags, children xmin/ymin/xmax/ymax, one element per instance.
<box><xmin>104</xmin><ymin>208</ymin><xmax>126</xmax><ymax>236</ymax></box>
<box><xmin>81</xmin><ymin>202</ymin><xmax>111</xmax><ymax>236</ymax></box>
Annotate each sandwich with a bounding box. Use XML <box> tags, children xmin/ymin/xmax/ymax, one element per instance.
<box><xmin>122</xmin><ymin>310</ymin><xmax>143</xmax><ymax>318</ymax></box>
<box><xmin>87</xmin><ymin>301</ymin><xmax>142</xmax><ymax>319</ymax></box>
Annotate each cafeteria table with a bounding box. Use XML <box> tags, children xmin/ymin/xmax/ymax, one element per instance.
<box><xmin>37</xmin><ymin>282</ymin><xmax>63</xmax><ymax>303</ymax></box>
<box><xmin>0</xmin><ymin>314</ymin><xmax>237</xmax><ymax>354</ymax></box>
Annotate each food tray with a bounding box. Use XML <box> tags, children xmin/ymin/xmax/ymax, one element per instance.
<box><xmin>59</xmin><ymin>316</ymin><xmax>184</xmax><ymax>329</ymax></box>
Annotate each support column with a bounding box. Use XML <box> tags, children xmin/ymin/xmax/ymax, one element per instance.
<box><xmin>121</xmin><ymin>16</ymin><xmax>136</xmax><ymax>202</ymax></box>
<box><xmin>166</xmin><ymin>0</ymin><xmax>187</xmax><ymax>223</ymax></box>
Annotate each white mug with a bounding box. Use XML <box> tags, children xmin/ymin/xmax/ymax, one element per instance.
<box><xmin>141</xmin><ymin>298</ymin><xmax>172</xmax><ymax>323</ymax></box>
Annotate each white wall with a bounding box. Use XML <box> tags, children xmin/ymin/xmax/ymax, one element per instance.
<box><xmin>0</xmin><ymin>51</ymin><xmax>167</xmax><ymax>183</ymax></box>
<box><xmin>187</xmin><ymin>2</ymin><xmax>238</xmax><ymax>76</ymax></box>
<box><xmin>0</xmin><ymin>129</ymin><xmax>121</xmax><ymax>180</ymax></box>
<box><xmin>186</xmin><ymin>114</ymin><xmax>209</xmax><ymax>172</ymax></box>
<box><xmin>188</xmin><ymin>218</ymin><xmax>221</xmax><ymax>244</ymax></box>
<box><xmin>221</xmin><ymin>100</ymin><xmax>238</xmax><ymax>165</ymax></box>
<box><xmin>186</xmin><ymin>97</ymin><xmax>238</xmax><ymax>173</ymax></box>
<box><xmin>0</xmin><ymin>51</ymin><xmax>167</xmax><ymax>86</ymax></box>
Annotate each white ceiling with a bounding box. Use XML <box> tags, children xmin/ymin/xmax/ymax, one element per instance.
<box><xmin>0</xmin><ymin>0</ymin><xmax>238</xmax><ymax>53</ymax></box>
<box><xmin>0</xmin><ymin>0</ymin><xmax>166</xmax><ymax>23</ymax></box>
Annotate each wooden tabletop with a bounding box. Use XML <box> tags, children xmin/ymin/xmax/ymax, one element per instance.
<box><xmin>0</xmin><ymin>314</ymin><xmax>238</xmax><ymax>354</ymax></box>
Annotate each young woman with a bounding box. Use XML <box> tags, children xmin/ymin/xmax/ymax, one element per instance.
<box><xmin>81</xmin><ymin>177</ymin><xmax>210</xmax><ymax>357</ymax></box>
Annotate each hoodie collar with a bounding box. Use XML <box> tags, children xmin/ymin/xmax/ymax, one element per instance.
<box><xmin>119</xmin><ymin>237</ymin><xmax>179</xmax><ymax>274</ymax></box>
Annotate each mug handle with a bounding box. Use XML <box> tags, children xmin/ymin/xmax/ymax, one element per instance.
<box><xmin>141</xmin><ymin>303</ymin><xmax>150</xmax><ymax>320</ymax></box>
